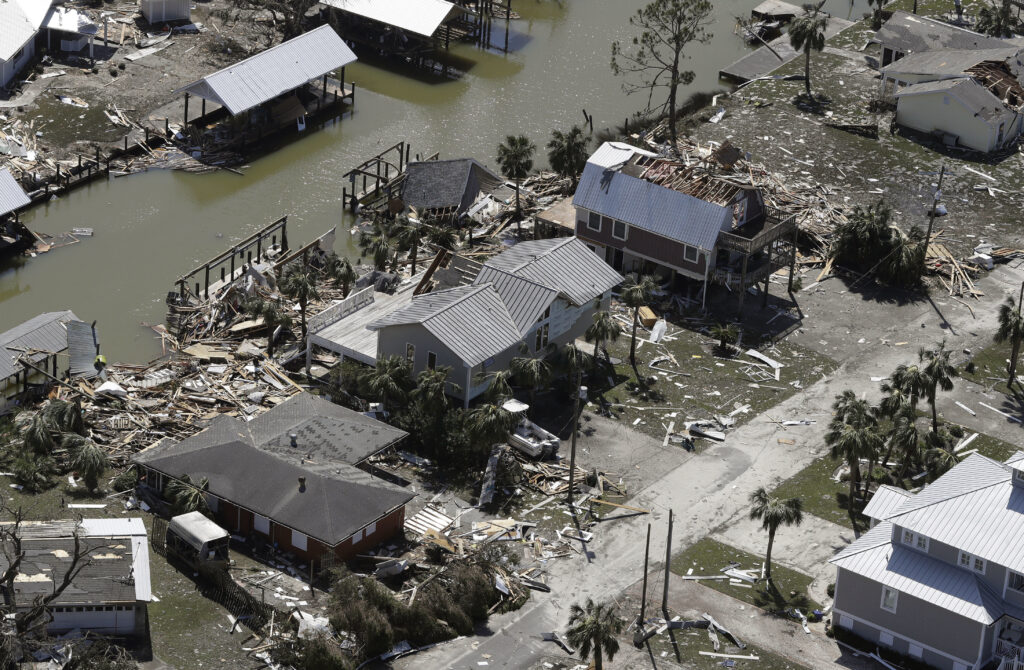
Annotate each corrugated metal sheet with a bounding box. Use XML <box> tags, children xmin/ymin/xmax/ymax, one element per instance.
<box><xmin>320</xmin><ymin>0</ymin><xmax>465</xmax><ymax>38</ymax></box>
<box><xmin>875</xmin><ymin>11</ymin><xmax>1011</xmax><ymax>53</ymax></box>
<box><xmin>482</xmin><ymin>238</ymin><xmax>624</xmax><ymax>306</ymax></box>
<box><xmin>880</xmin><ymin>47</ymin><xmax>1017</xmax><ymax>77</ymax></box>
<box><xmin>0</xmin><ymin>310</ymin><xmax>77</xmax><ymax>380</ymax></box>
<box><xmin>475</xmin><ymin>266</ymin><xmax>557</xmax><ymax>333</ymax></box>
<box><xmin>66</xmin><ymin>320</ymin><xmax>99</xmax><ymax>379</ymax></box>
<box><xmin>587</xmin><ymin>141</ymin><xmax>658</xmax><ymax>169</ymax></box>
<box><xmin>862</xmin><ymin>485</ymin><xmax>914</xmax><ymax>522</ymax></box>
<box><xmin>832</xmin><ymin>538</ymin><xmax>1001</xmax><ymax>623</ymax></box>
<box><xmin>176</xmin><ymin>25</ymin><xmax>357</xmax><ymax>115</ymax></box>
<box><xmin>0</xmin><ymin>168</ymin><xmax>31</xmax><ymax>217</ymax></box>
<box><xmin>573</xmin><ymin>162</ymin><xmax>729</xmax><ymax>252</ymax></box>
<box><xmin>0</xmin><ymin>0</ymin><xmax>48</xmax><ymax>63</ymax></box>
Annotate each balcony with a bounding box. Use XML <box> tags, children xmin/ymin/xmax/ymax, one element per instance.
<box><xmin>717</xmin><ymin>206</ymin><xmax>798</xmax><ymax>255</ymax></box>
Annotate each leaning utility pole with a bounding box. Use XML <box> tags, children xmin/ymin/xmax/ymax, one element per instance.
<box><xmin>921</xmin><ymin>163</ymin><xmax>945</xmax><ymax>276</ymax></box>
<box><xmin>662</xmin><ymin>509</ymin><xmax>674</xmax><ymax>619</ymax></box>
<box><xmin>633</xmin><ymin>524</ymin><xmax>653</xmax><ymax>648</ymax></box>
<box><xmin>566</xmin><ymin>369</ymin><xmax>583</xmax><ymax>507</ymax></box>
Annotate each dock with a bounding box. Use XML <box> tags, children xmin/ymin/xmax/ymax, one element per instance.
<box><xmin>720</xmin><ymin>15</ymin><xmax>853</xmax><ymax>83</ymax></box>
<box><xmin>751</xmin><ymin>0</ymin><xmax>804</xmax><ymax>22</ymax></box>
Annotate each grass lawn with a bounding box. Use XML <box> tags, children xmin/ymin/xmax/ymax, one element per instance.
<box><xmin>961</xmin><ymin>338</ymin><xmax>1016</xmax><ymax>396</ymax></box>
<box><xmin>670</xmin><ymin>538</ymin><xmax>821</xmax><ymax>616</ymax></box>
<box><xmin>592</xmin><ymin>314</ymin><xmax>837</xmax><ymax>446</ymax></box>
<box><xmin>771</xmin><ymin>427</ymin><xmax>1020</xmax><ymax>531</ymax></box>
<box><xmin>644</xmin><ymin>624</ymin><xmax>809</xmax><ymax>670</ymax></box>
<box><xmin>0</xmin><ymin>473</ymin><xmax>266</xmax><ymax>669</ymax></box>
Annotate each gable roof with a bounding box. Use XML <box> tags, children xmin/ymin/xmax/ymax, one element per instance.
<box><xmin>319</xmin><ymin>0</ymin><xmax>467</xmax><ymax>38</ymax></box>
<box><xmin>480</xmin><ymin>237</ymin><xmax>624</xmax><ymax>306</ymax></box>
<box><xmin>881</xmin><ymin>47</ymin><xmax>1020</xmax><ymax>77</ymax></box>
<box><xmin>831</xmin><ymin>522</ymin><xmax>1008</xmax><ymax>624</ymax></box>
<box><xmin>175</xmin><ymin>25</ymin><xmax>357</xmax><ymax>115</ymax></box>
<box><xmin>573</xmin><ymin>161</ymin><xmax>729</xmax><ymax>252</ymax></box>
<box><xmin>875</xmin><ymin>11</ymin><xmax>1011</xmax><ymax>54</ymax></box>
<box><xmin>862</xmin><ymin>485</ymin><xmax>914</xmax><ymax>522</ymax></box>
<box><xmin>895</xmin><ymin>77</ymin><xmax>1009</xmax><ymax>122</ymax></box>
<box><xmin>0</xmin><ymin>0</ymin><xmax>49</xmax><ymax>62</ymax></box>
<box><xmin>586</xmin><ymin>141</ymin><xmax>659</xmax><ymax>169</ymax></box>
<box><xmin>401</xmin><ymin>159</ymin><xmax>502</xmax><ymax>213</ymax></box>
<box><xmin>474</xmin><ymin>266</ymin><xmax>558</xmax><ymax>333</ymax></box>
<box><xmin>0</xmin><ymin>310</ymin><xmax>77</xmax><ymax>381</ymax></box>
<box><xmin>136</xmin><ymin>440</ymin><xmax>413</xmax><ymax>546</ymax></box>
<box><xmin>367</xmin><ymin>284</ymin><xmax>524</xmax><ymax>367</ymax></box>
<box><xmin>0</xmin><ymin>168</ymin><xmax>30</xmax><ymax>217</ymax></box>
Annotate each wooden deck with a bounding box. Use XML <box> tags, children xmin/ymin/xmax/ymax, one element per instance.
<box><xmin>720</xmin><ymin>16</ymin><xmax>853</xmax><ymax>83</ymax></box>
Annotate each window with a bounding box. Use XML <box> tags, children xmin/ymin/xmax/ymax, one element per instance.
<box><xmin>959</xmin><ymin>551</ymin><xmax>985</xmax><ymax>574</ymax></box>
<box><xmin>536</xmin><ymin>306</ymin><xmax>550</xmax><ymax>324</ymax></box>
<box><xmin>406</xmin><ymin>343</ymin><xmax>415</xmax><ymax>362</ymax></box>
<box><xmin>879</xmin><ymin>632</ymin><xmax>894</xmax><ymax>647</ymax></box>
<box><xmin>254</xmin><ymin>514</ymin><xmax>270</xmax><ymax>535</ymax></box>
<box><xmin>838</xmin><ymin>615</ymin><xmax>853</xmax><ymax>629</ymax></box>
<box><xmin>1014</xmin><ymin>469</ymin><xmax>1024</xmax><ymax>483</ymax></box>
<box><xmin>880</xmin><ymin>586</ymin><xmax>899</xmax><ymax>613</ymax></box>
<box><xmin>683</xmin><ymin>245</ymin><xmax>699</xmax><ymax>264</ymax></box>
<box><xmin>901</xmin><ymin>529</ymin><xmax>928</xmax><ymax>552</ymax></box>
<box><xmin>587</xmin><ymin>212</ymin><xmax>601</xmax><ymax>232</ymax></box>
<box><xmin>13</xmin><ymin>48</ymin><xmax>23</xmax><ymax>62</ymax></box>
<box><xmin>427</xmin><ymin>351</ymin><xmax>437</xmax><ymax>370</ymax></box>
<box><xmin>363</xmin><ymin>521</ymin><xmax>376</xmax><ymax>539</ymax></box>
<box><xmin>908</xmin><ymin>644</ymin><xmax>923</xmax><ymax>659</ymax></box>
<box><xmin>535</xmin><ymin>324</ymin><xmax>549</xmax><ymax>351</ymax></box>
<box><xmin>291</xmin><ymin>530</ymin><xmax>307</xmax><ymax>551</ymax></box>
<box><xmin>612</xmin><ymin>220</ymin><xmax>627</xmax><ymax>240</ymax></box>
<box><xmin>1009</xmin><ymin>571</ymin><xmax>1024</xmax><ymax>593</ymax></box>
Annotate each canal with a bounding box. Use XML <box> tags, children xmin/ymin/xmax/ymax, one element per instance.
<box><xmin>0</xmin><ymin>0</ymin><xmax>871</xmax><ymax>362</ymax></box>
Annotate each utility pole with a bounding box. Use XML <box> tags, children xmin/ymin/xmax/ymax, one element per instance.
<box><xmin>633</xmin><ymin>524</ymin><xmax>653</xmax><ymax>648</ymax></box>
<box><xmin>566</xmin><ymin>369</ymin><xmax>583</xmax><ymax>507</ymax></box>
<box><xmin>662</xmin><ymin>509</ymin><xmax>674</xmax><ymax>619</ymax></box>
<box><xmin>922</xmin><ymin>163</ymin><xmax>945</xmax><ymax>277</ymax></box>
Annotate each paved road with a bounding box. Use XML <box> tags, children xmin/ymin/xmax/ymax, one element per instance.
<box><xmin>398</xmin><ymin>265</ymin><xmax>1024</xmax><ymax>670</ymax></box>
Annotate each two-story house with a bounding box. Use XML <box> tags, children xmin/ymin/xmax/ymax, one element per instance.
<box><xmin>367</xmin><ymin>237</ymin><xmax>624</xmax><ymax>406</ymax></box>
<box><xmin>831</xmin><ymin>452</ymin><xmax>1024</xmax><ymax>670</ymax></box>
<box><xmin>572</xmin><ymin>142</ymin><xmax>797</xmax><ymax>313</ymax></box>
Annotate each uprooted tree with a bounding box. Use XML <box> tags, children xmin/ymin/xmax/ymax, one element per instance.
<box><xmin>828</xmin><ymin>200</ymin><xmax>925</xmax><ymax>287</ymax></box>
<box><xmin>229</xmin><ymin>0</ymin><xmax>320</xmax><ymax>38</ymax></box>
<box><xmin>611</xmin><ymin>0</ymin><xmax>714</xmax><ymax>152</ymax></box>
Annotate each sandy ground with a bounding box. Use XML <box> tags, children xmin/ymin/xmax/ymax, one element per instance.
<box><xmin>396</xmin><ymin>260</ymin><xmax>1024</xmax><ymax>670</ymax></box>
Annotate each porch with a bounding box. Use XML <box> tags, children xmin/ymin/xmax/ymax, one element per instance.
<box><xmin>712</xmin><ymin>205</ymin><xmax>799</xmax><ymax>313</ymax></box>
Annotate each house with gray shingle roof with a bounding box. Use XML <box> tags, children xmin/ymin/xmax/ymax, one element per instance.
<box><xmin>872</xmin><ymin>11</ymin><xmax>1013</xmax><ymax>67</ymax></box>
<box><xmin>572</xmin><ymin>142</ymin><xmax>798</xmax><ymax>310</ymax></box>
<box><xmin>830</xmin><ymin>452</ymin><xmax>1024</xmax><ymax>670</ymax></box>
<box><xmin>0</xmin><ymin>310</ymin><xmax>84</xmax><ymax>414</ymax></box>
<box><xmin>367</xmin><ymin>237</ymin><xmax>623</xmax><ymax>407</ymax></box>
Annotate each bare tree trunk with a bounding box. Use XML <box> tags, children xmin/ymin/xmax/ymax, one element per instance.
<box><xmin>930</xmin><ymin>396</ymin><xmax>940</xmax><ymax>434</ymax></box>
<box><xmin>667</xmin><ymin>49</ymin><xmax>680</xmax><ymax>154</ymax></box>
<box><xmin>1009</xmin><ymin>337</ymin><xmax>1021</xmax><ymax>388</ymax></box>
<box><xmin>595</xmin><ymin>640</ymin><xmax>604</xmax><ymax>670</ymax></box>
<box><xmin>804</xmin><ymin>49</ymin><xmax>812</xmax><ymax>95</ymax></box>
<box><xmin>765</xmin><ymin>526</ymin><xmax>776</xmax><ymax>582</ymax></box>
<box><xmin>630</xmin><ymin>308</ymin><xmax>641</xmax><ymax>382</ymax></box>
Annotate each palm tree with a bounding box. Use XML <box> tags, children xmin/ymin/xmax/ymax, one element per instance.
<box><xmin>748</xmin><ymin>487</ymin><xmax>803</xmax><ymax>583</ymax></box>
<box><xmin>280</xmin><ymin>260</ymin><xmax>321</xmax><ymax>349</ymax></box>
<box><xmin>497</xmin><ymin>135</ymin><xmax>536</xmax><ymax>232</ymax></box>
<box><xmin>394</xmin><ymin>216</ymin><xmax>425</xmax><ymax>274</ymax></box>
<box><xmin>466</xmin><ymin>403</ymin><xmax>516</xmax><ymax>451</ymax></box>
<box><xmin>413</xmin><ymin>366</ymin><xmax>453</xmax><ymax>415</ymax></box>
<box><xmin>546</xmin><ymin>125</ymin><xmax>590</xmax><ymax>188</ymax></box>
<box><xmin>22</xmin><ymin>414</ymin><xmax>56</xmax><ymax>456</ymax></box>
<box><xmin>326</xmin><ymin>253</ymin><xmax>358</xmax><ymax>298</ymax></box>
<box><xmin>825</xmin><ymin>391</ymin><xmax>883</xmax><ymax>508</ymax></box>
<box><xmin>977</xmin><ymin>0</ymin><xmax>1016</xmax><ymax>37</ymax></box>
<box><xmin>890</xmin><ymin>408</ymin><xmax>924</xmax><ymax>481</ymax></box>
<box><xmin>363</xmin><ymin>355</ymin><xmax>414</xmax><ymax>409</ymax></box>
<box><xmin>426</xmin><ymin>223</ymin><xmax>458</xmax><ymax>251</ymax></box>
<box><xmin>920</xmin><ymin>342</ymin><xmax>958</xmax><ymax>434</ymax></box>
<box><xmin>510</xmin><ymin>354</ymin><xmax>552</xmax><ymax>415</ymax></box>
<box><xmin>65</xmin><ymin>436</ymin><xmax>108</xmax><ymax>493</ymax></box>
<box><xmin>565</xmin><ymin>598</ymin><xmax>623</xmax><ymax>670</ymax></box>
<box><xmin>476</xmin><ymin>368</ymin><xmax>515</xmax><ymax>404</ymax></box>
<box><xmin>585</xmin><ymin>311</ymin><xmax>622</xmax><ymax>373</ymax></box>
<box><xmin>925</xmin><ymin>441</ymin><xmax>961</xmax><ymax>478</ymax></box>
<box><xmin>11</xmin><ymin>450</ymin><xmax>56</xmax><ymax>492</ymax></box>
<box><xmin>39</xmin><ymin>399</ymin><xmax>85</xmax><ymax>437</ymax></box>
<box><xmin>166</xmin><ymin>474</ymin><xmax>210</xmax><ymax>516</ymax></box>
<box><xmin>359</xmin><ymin>224</ymin><xmax>394</xmax><ymax>272</ymax></box>
<box><xmin>244</xmin><ymin>297</ymin><xmax>293</xmax><ymax>358</ymax></box>
<box><xmin>549</xmin><ymin>341</ymin><xmax>587</xmax><ymax>383</ymax></box>
<box><xmin>710</xmin><ymin>322</ymin><xmax>739</xmax><ymax>354</ymax></box>
<box><xmin>890</xmin><ymin>361</ymin><xmax>930</xmax><ymax>414</ymax></box>
<box><xmin>620</xmin><ymin>274</ymin><xmax>658</xmax><ymax>382</ymax></box>
<box><xmin>789</xmin><ymin>2</ymin><xmax>828</xmax><ymax>96</ymax></box>
<box><xmin>996</xmin><ymin>292</ymin><xmax>1024</xmax><ymax>388</ymax></box>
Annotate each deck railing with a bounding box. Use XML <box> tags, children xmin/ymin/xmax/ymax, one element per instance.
<box><xmin>717</xmin><ymin>206</ymin><xmax>798</xmax><ymax>255</ymax></box>
<box><xmin>309</xmin><ymin>286</ymin><xmax>374</xmax><ymax>333</ymax></box>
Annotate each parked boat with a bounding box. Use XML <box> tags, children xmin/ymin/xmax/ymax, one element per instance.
<box><xmin>502</xmin><ymin>400</ymin><xmax>560</xmax><ymax>459</ymax></box>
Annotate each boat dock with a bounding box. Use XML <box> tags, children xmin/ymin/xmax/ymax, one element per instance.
<box><xmin>720</xmin><ymin>15</ymin><xmax>853</xmax><ymax>83</ymax></box>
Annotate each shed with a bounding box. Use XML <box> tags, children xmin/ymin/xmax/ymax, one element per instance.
<box><xmin>140</xmin><ymin>0</ymin><xmax>191</xmax><ymax>24</ymax></box>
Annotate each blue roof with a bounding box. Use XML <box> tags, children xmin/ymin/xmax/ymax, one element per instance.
<box><xmin>572</xmin><ymin>162</ymin><xmax>729</xmax><ymax>251</ymax></box>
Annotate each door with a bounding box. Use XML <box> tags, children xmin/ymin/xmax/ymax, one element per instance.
<box><xmin>612</xmin><ymin>248</ymin><xmax>624</xmax><ymax>272</ymax></box>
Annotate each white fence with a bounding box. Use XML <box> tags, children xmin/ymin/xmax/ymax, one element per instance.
<box><xmin>309</xmin><ymin>286</ymin><xmax>374</xmax><ymax>333</ymax></box>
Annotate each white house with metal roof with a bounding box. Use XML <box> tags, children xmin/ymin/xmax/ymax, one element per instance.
<box><xmin>366</xmin><ymin>237</ymin><xmax>623</xmax><ymax>407</ymax></box>
<box><xmin>0</xmin><ymin>0</ymin><xmax>50</xmax><ymax>90</ymax></box>
<box><xmin>831</xmin><ymin>452</ymin><xmax>1024</xmax><ymax>670</ymax></box>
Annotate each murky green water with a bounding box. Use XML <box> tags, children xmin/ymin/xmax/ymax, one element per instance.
<box><xmin>0</xmin><ymin>0</ymin><xmax>872</xmax><ymax>362</ymax></box>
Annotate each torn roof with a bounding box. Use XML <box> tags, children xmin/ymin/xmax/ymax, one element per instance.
<box><xmin>874</xmin><ymin>11</ymin><xmax>1012</xmax><ymax>54</ymax></box>
<box><xmin>895</xmin><ymin>77</ymin><xmax>1014</xmax><ymax>121</ymax></box>
<box><xmin>0</xmin><ymin>0</ymin><xmax>50</xmax><ymax>63</ymax></box>
<box><xmin>0</xmin><ymin>310</ymin><xmax>78</xmax><ymax>381</ymax></box>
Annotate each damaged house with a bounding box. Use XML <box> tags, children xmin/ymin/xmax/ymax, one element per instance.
<box><xmin>399</xmin><ymin>158</ymin><xmax>504</xmax><ymax>223</ymax></box>
<box><xmin>0</xmin><ymin>168</ymin><xmax>31</xmax><ymax>256</ymax></box>
<box><xmin>880</xmin><ymin>48</ymin><xmax>1024</xmax><ymax>152</ymax></box>
<box><xmin>831</xmin><ymin>452</ymin><xmax>1024</xmax><ymax>670</ymax></box>
<box><xmin>572</xmin><ymin>142</ymin><xmax>798</xmax><ymax>311</ymax></box>
<box><xmin>872</xmin><ymin>11</ymin><xmax>1013</xmax><ymax>67</ymax></box>
<box><xmin>133</xmin><ymin>393</ymin><xmax>414</xmax><ymax>566</ymax></box>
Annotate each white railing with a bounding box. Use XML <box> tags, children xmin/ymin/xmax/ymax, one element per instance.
<box><xmin>997</xmin><ymin>640</ymin><xmax>1024</xmax><ymax>670</ymax></box>
<box><xmin>309</xmin><ymin>286</ymin><xmax>374</xmax><ymax>333</ymax></box>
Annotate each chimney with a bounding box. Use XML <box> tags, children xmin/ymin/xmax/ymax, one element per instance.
<box><xmin>290</xmin><ymin>432</ymin><xmax>298</xmax><ymax>448</ymax></box>
<box><xmin>298</xmin><ymin>476</ymin><xmax>306</xmax><ymax>492</ymax></box>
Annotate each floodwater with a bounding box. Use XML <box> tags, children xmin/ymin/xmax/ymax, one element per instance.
<box><xmin>0</xmin><ymin>0</ymin><xmax>873</xmax><ymax>362</ymax></box>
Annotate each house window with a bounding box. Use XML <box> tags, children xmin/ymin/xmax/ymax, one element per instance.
<box><xmin>879</xmin><ymin>632</ymin><xmax>894</xmax><ymax>647</ymax></box>
<box><xmin>363</xmin><ymin>521</ymin><xmax>376</xmax><ymax>539</ymax></box>
<box><xmin>612</xmin><ymin>220</ymin><xmax>627</xmax><ymax>240</ymax></box>
<box><xmin>13</xmin><ymin>48</ymin><xmax>24</xmax><ymax>62</ymax></box>
<box><xmin>959</xmin><ymin>551</ymin><xmax>985</xmax><ymax>574</ymax></box>
<box><xmin>405</xmin><ymin>343</ymin><xmax>415</xmax><ymax>362</ymax></box>
<box><xmin>427</xmin><ymin>351</ymin><xmax>437</xmax><ymax>370</ymax></box>
<box><xmin>1014</xmin><ymin>469</ymin><xmax>1024</xmax><ymax>484</ymax></box>
<box><xmin>587</xmin><ymin>212</ymin><xmax>601</xmax><ymax>232</ymax></box>
<box><xmin>908</xmin><ymin>644</ymin><xmax>923</xmax><ymax>659</ymax></box>
<box><xmin>901</xmin><ymin>529</ymin><xmax>928</xmax><ymax>552</ymax></box>
<box><xmin>535</xmin><ymin>324</ymin><xmax>549</xmax><ymax>351</ymax></box>
<box><xmin>291</xmin><ymin>529</ymin><xmax>307</xmax><ymax>551</ymax></box>
<box><xmin>880</xmin><ymin>586</ymin><xmax>898</xmax><ymax>613</ymax></box>
<box><xmin>536</xmin><ymin>306</ymin><xmax>550</xmax><ymax>323</ymax></box>
<box><xmin>683</xmin><ymin>245</ymin><xmax>699</xmax><ymax>264</ymax></box>
<box><xmin>254</xmin><ymin>514</ymin><xmax>270</xmax><ymax>535</ymax></box>
<box><xmin>1009</xmin><ymin>571</ymin><xmax>1024</xmax><ymax>593</ymax></box>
